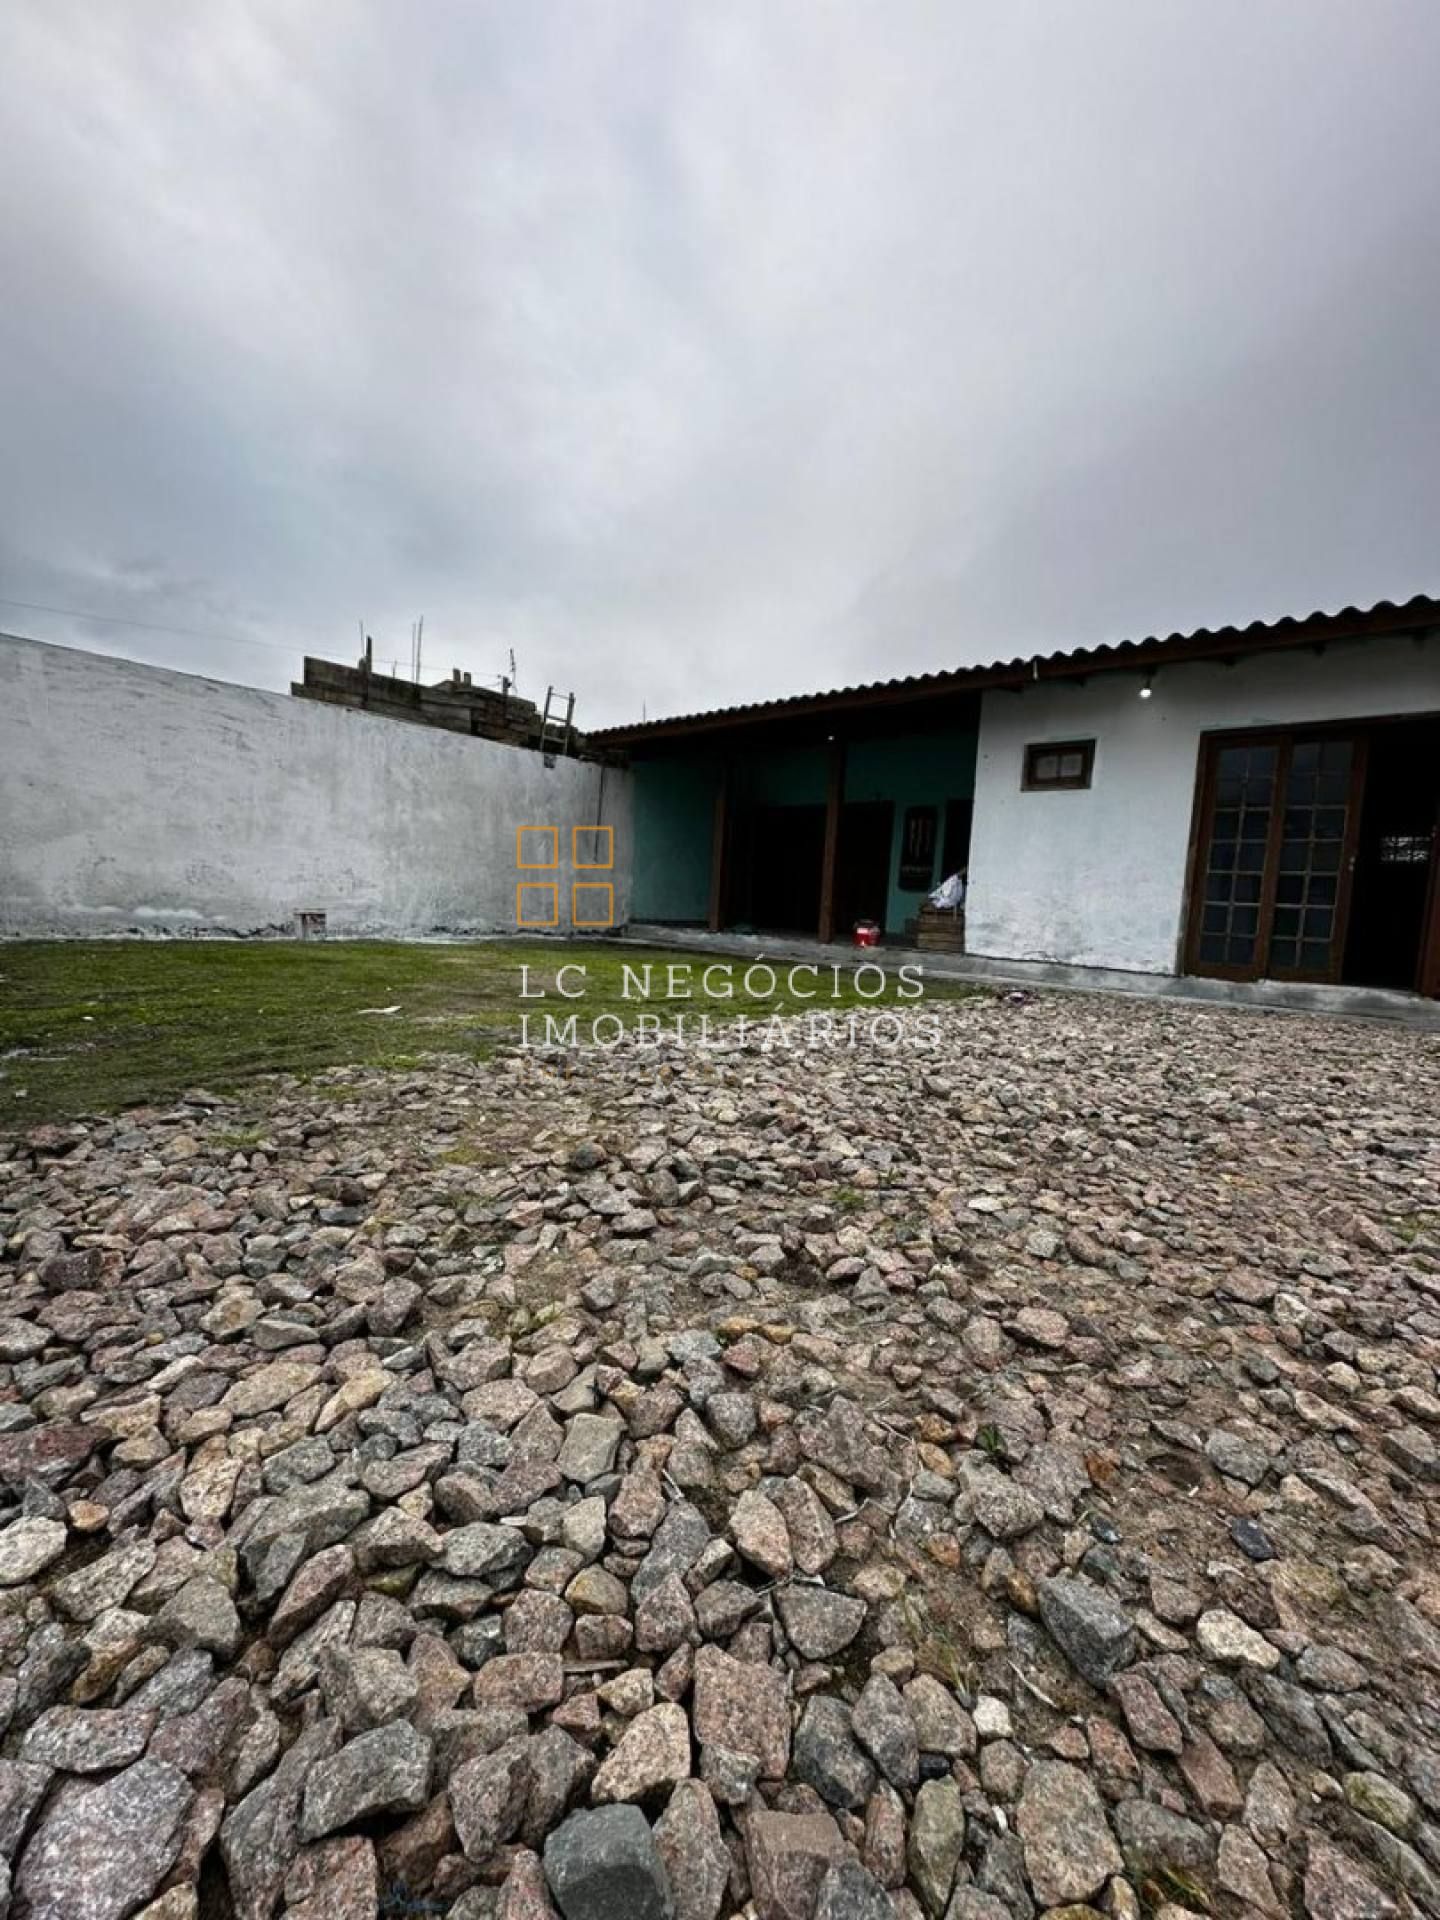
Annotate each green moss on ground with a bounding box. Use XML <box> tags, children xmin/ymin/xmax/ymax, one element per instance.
<box><xmin>0</xmin><ymin>939</ymin><xmax>972</xmax><ymax>1125</ymax></box>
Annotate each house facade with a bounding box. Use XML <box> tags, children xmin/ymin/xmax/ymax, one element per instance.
<box><xmin>3</xmin><ymin>598</ymin><xmax>1436</xmax><ymax>996</ymax></box>
<box><xmin>595</xmin><ymin>597</ymin><xmax>1440</xmax><ymax>1000</ymax></box>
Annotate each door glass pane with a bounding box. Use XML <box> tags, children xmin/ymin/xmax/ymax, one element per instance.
<box><xmin>1269</xmin><ymin>738</ymin><xmax>1353</xmax><ymax>976</ymax></box>
<box><xmin>1199</xmin><ymin>745</ymin><xmax>1277</xmax><ymax>968</ymax></box>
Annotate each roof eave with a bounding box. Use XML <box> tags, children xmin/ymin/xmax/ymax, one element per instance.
<box><xmin>591</xmin><ymin>593</ymin><xmax>1439</xmax><ymax>747</ymax></box>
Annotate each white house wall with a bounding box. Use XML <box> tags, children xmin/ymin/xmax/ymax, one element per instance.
<box><xmin>967</xmin><ymin>631</ymin><xmax>1439</xmax><ymax>974</ymax></box>
<box><xmin>0</xmin><ymin>635</ymin><xmax>632</xmax><ymax>938</ymax></box>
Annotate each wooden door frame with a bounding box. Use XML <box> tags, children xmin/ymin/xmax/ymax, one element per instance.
<box><xmin>1263</xmin><ymin>733</ymin><xmax>1368</xmax><ymax>986</ymax></box>
<box><xmin>1184</xmin><ymin>725</ymin><xmax>1362</xmax><ymax>985</ymax></box>
<box><xmin>1420</xmin><ymin>837</ymin><xmax>1440</xmax><ymax>998</ymax></box>
<box><xmin>1182</xmin><ymin>709</ymin><xmax>1440</xmax><ymax>997</ymax></box>
<box><xmin>1181</xmin><ymin>728</ymin><xmax>1287</xmax><ymax>983</ymax></box>
<box><xmin>1418</xmin><ymin>806</ymin><xmax>1440</xmax><ymax>998</ymax></box>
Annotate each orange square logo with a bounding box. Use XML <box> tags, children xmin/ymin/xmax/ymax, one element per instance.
<box><xmin>572</xmin><ymin>882</ymin><xmax>614</xmax><ymax>928</ymax></box>
<box><xmin>516</xmin><ymin>826</ymin><xmax>559</xmax><ymax>869</ymax></box>
<box><xmin>573</xmin><ymin>825</ymin><xmax>614</xmax><ymax>870</ymax></box>
<box><xmin>516</xmin><ymin>881</ymin><xmax>559</xmax><ymax>927</ymax></box>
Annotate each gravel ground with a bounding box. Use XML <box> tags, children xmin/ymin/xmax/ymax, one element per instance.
<box><xmin>1</xmin><ymin>990</ymin><xmax>1438</xmax><ymax>1920</ymax></box>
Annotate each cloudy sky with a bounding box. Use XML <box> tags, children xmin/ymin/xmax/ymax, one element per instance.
<box><xmin>3</xmin><ymin>3</ymin><xmax>1438</xmax><ymax>726</ymax></box>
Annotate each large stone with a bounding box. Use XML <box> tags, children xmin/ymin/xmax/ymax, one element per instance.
<box><xmin>772</xmin><ymin>1479</ymin><xmax>838</xmax><ymax>1576</ymax></box>
<box><xmin>797</xmin><ymin>1400</ymin><xmax>896</xmax><ymax>1496</ymax></box>
<box><xmin>49</xmin><ymin>1539</ymin><xmax>156</xmax><ymax>1623</ymax></box>
<box><xmin>221</xmin><ymin>1721</ymin><xmax>343</xmax><ymax>1920</ymax></box>
<box><xmin>451</xmin><ymin>1737</ymin><xmax>534</xmax><ymax>1860</ymax></box>
<box><xmin>691</xmin><ymin>1644</ymin><xmax>790</xmax><ymax>1781</ymax></box>
<box><xmin>524</xmin><ymin>1727</ymin><xmax>596</xmax><ymax>1850</ymax></box>
<box><xmin>473</xmin><ymin>1652</ymin><xmax>565</xmax><ymax>1714</ymax></box>
<box><xmin>350</xmin><ymin>1506</ymin><xmax>442</xmax><ymax>1571</ymax></box>
<box><xmin>965</xmin><ymin>1470</ymin><xmax>1045</xmax><ymax>1541</ymax></box>
<box><xmin>1206</xmin><ymin>1427</ymin><xmax>1272</xmax><ymax>1487</ymax></box>
<box><xmin>441</xmin><ymin>1522</ymin><xmax>534</xmax><ymax>1583</ymax></box>
<box><xmin>730</xmin><ymin>1490</ymin><xmax>793</xmax><ymax>1579</ymax></box>
<box><xmin>22</xmin><ymin>1704</ymin><xmax>156</xmax><ymax>1773</ymax></box>
<box><xmin>1344</xmin><ymin>1771</ymin><xmax>1416</xmax><ymax>1838</ymax></box>
<box><xmin>319</xmin><ymin>1645</ymin><xmax>419</xmax><ymax>1734</ymax></box>
<box><xmin>746</xmin><ymin>1810</ymin><xmax>846</xmax><ymax>1920</ymax></box>
<box><xmin>1015</xmin><ymin>1760</ymin><xmax>1122</xmax><ymax>1905</ymax></box>
<box><xmin>243</xmin><ymin>1479</ymin><xmax>370</xmax><ymax>1563</ymax></box>
<box><xmin>862</xmin><ymin>1783</ymin><xmax>906</xmax><ymax>1891</ymax></box>
<box><xmin>0</xmin><ymin>1422</ymin><xmax>97</xmax><ymax>1489</ymax></box>
<box><xmin>591</xmin><ymin>1705</ymin><xmax>691</xmax><ymax>1804</ymax></box>
<box><xmin>851</xmin><ymin>1675</ymin><xmax>918</xmax><ymax>1790</ymax></box>
<box><xmin>1110</xmin><ymin>1671</ymin><xmax>1184</xmax><ymax>1754</ymax></box>
<box><xmin>496</xmin><ymin>1848</ymin><xmax>559</xmax><ymax>1920</ymax></box>
<box><xmin>284</xmin><ymin>1833</ymin><xmax>379</xmax><ymax>1920</ymax></box>
<box><xmin>566</xmin><ymin>1566</ymin><xmax>630</xmax><ymax>1616</ymax></box>
<box><xmin>1196</xmin><ymin>1607</ymin><xmax>1281</xmax><ymax>1671</ymax></box>
<box><xmin>1111</xmin><ymin>1798</ymin><xmax>1215</xmax><ymax>1878</ymax></box>
<box><xmin>652</xmin><ymin>1781</ymin><xmax>729</xmax><ymax>1920</ymax></box>
<box><xmin>221</xmin><ymin>1360</ymin><xmax>321</xmax><ymax>1416</ymax></box>
<box><xmin>816</xmin><ymin>1861</ymin><xmax>895</xmax><ymax>1920</ymax></box>
<box><xmin>558</xmin><ymin>1416</ymin><xmax>623</xmax><ymax>1484</ymax></box>
<box><xmin>902</xmin><ymin>1676</ymin><xmax>976</xmax><ymax>1759</ymax></box>
<box><xmin>0</xmin><ymin>1515</ymin><xmax>68</xmax><ymax>1586</ymax></box>
<box><xmin>908</xmin><ymin>1778</ymin><xmax>965</xmax><ymax>1917</ymax></box>
<box><xmin>270</xmin><ymin>1545</ymin><xmax>356</xmax><ymax>1647</ymax></box>
<box><xmin>15</xmin><ymin>1757</ymin><xmax>194</xmax><ymax>1920</ymax></box>
<box><xmin>1037</xmin><ymin>1575</ymin><xmax>1137</xmax><ymax>1687</ymax></box>
<box><xmin>300</xmin><ymin>1722</ymin><xmax>432</xmax><ymax>1839</ymax></box>
<box><xmin>794</xmin><ymin>1696</ymin><xmax>876</xmax><ymax>1811</ymax></box>
<box><xmin>37</xmin><ymin>1247</ymin><xmax>104</xmax><ymax>1292</ymax></box>
<box><xmin>1303</xmin><ymin>1835</ymin><xmax>1397</xmax><ymax>1920</ymax></box>
<box><xmin>154</xmin><ymin>1575</ymin><xmax>242</xmax><ymax>1659</ymax></box>
<box><xmin>775</xmin><ymin>1585</ymin><xmax>866</xmax><ymax>1660</ymax></box>
<box><xmin>632</xmin><ymin>1502</ymin><xmax>713</xmax><ymax>1601</ymax></box>
<box><xmin>1217</xmin><ymin>1822</ymin><xmax>1282</xmax><ymax>1915</ymax></box>
<box><xmin>634</xmin><ymin>1572</ymin><xmax>698</xmax><ymax>1654</ymax></box>
<box><xmin>543</xmin><ymin>1805</ymin><xmax>674</xmax><ymax>1920</ymax></box>
<box><xmin>0</xmin><ymin>1758</ymin><xmax>52</xmax><ymax>1859</ymax></box>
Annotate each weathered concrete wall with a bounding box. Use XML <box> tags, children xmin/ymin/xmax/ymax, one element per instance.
<box><xmin>0</xmin><ymin>635</ymin><xmax>632</xmax><ymax>937</ymax></box>
<box><xmin>967</xmin><ymin>630</ymin><xmax>1440</xmax><ymax>974</ymax></box>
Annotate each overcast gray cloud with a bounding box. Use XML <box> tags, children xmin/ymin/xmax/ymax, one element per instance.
<box><xmin>2</xmin><ymin>1</ymin><xmax>1438</xmax><ymax>726</ymax></box>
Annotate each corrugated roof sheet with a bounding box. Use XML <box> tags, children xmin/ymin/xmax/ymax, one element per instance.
<box><xmin>592</xmin><ymin>592</ymin><xmax>1440</xmax><ymax>744</ymax></box>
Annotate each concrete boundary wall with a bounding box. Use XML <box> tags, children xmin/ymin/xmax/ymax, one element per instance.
<box><xmin>0</xmin><ymin>635</ymin><xmax>632</xmax><ymax>937</ymax></box>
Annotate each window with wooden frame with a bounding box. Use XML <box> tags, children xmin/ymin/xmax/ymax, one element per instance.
<box><xmin>1022</xmin><ymin>739</ymin><xmax>1094</xmax><ymax>790</ymax></box>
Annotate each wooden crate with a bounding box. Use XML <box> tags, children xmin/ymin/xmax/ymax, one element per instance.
<box><xmin>915</xmin><ymin>904</ymin><xmax>965</xmax><ymax>953</ymax></box>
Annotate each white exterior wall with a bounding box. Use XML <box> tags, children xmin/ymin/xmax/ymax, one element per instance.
<box><xmin>0</xmin><ymin>635</ymin><xmax>632</xmax><ymax>938</ymax></box>
<box><xmin>967</xmin><ymin>631</ymin><xmax>1440</xmax><ymax>974</ymax></box>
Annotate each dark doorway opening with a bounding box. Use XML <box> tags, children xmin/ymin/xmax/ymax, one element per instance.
<box><xmin>1342</xmin><ymin>717</ymin><xmax>1440</xmax><ymax>990</ymax></box>
<box><xmin>942</xmin><ymin>798</ymin><xmax>973</xmax><ymax>880</ymax></box>
<box><xmin>743</xmin><ymin>803</ymin><xmax>826</xmax><ymax>933</ymax></box>
<box><xmin>833</xmin><ymin>800</ymin><xmax>894</xmax><ymax>935</ymax></box>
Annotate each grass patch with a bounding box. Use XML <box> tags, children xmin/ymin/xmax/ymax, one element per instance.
<box><xmin>0</xmin><ymin>939</ymin><xmax>971</xmax><ymax>1126</ymax></box>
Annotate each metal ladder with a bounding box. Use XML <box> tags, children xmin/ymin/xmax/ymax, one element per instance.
<box><xmin>539</xmin><ymin>686</ymin><xmax>575</xmax><ymax>766</ymax></box>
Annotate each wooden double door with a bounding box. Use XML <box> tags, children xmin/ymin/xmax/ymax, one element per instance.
<box><xmin>1185</xmin><ymin>720</ymin><xmax>1440</xmax><ymax>994</ymax></box>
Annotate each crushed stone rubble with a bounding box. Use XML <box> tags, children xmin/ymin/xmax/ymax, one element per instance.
<box><xmin>0</xmin><ymin>991</ymin><xmax>1438</xmax><ymax>1920</ymax></box>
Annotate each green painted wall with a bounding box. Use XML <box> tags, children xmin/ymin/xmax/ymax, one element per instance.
<box><xmin>630</xmin><ymin>756</ymin><xmax>718</xmax><ymax>921</ymax></box>
<box><xmin>845</xmin><ymin>727</ymin><xmax>977</xmax><ymax>932</ymax></box>
<box><xmin>629</xmin><ymin>723</ymin><xmax>975</xmax><ymax>931</ymax></box>
<box><xmin>735</xmin><ymin>744</ymin><xmax>827</xmax><ymax>807</ymax></box>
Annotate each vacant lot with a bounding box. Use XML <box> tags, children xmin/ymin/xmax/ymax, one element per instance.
<box><xmin>1</xmin><ymin>983</ymin><xmax>1438</xmax><ymax>1920</ymax></box>
<box><xmin>0</xmin><ymin>938</ymin><xmax>960</xmax><ymax>1124</ymax></box>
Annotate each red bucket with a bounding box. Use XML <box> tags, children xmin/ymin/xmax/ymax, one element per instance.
<box><xmin>852</xmin><ymin>921</ymin><xmax>881</xmax><ymax>948</ymax></box>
